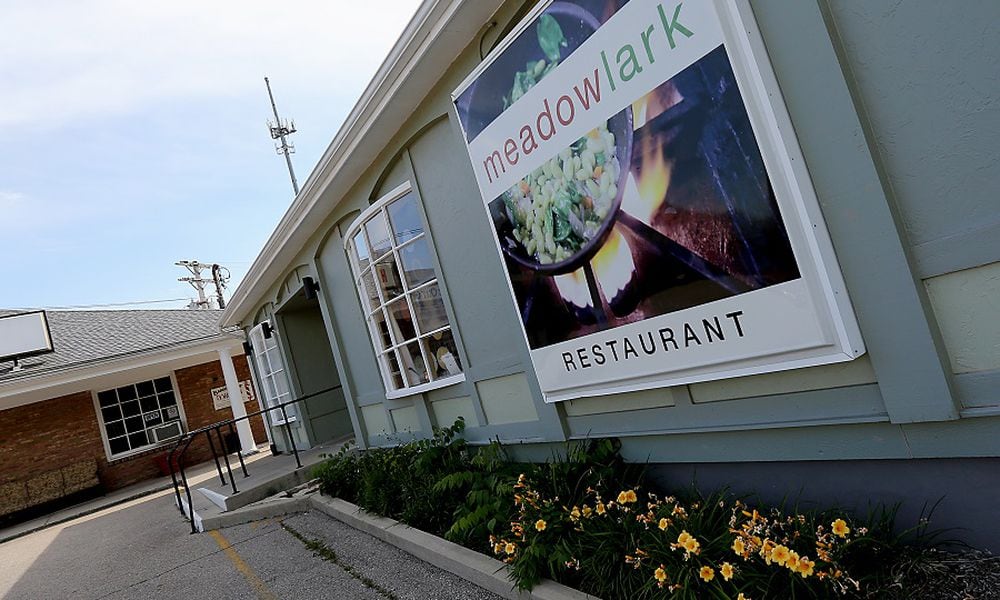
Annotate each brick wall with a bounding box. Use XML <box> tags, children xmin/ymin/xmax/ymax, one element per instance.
<box><xmin>0</xmin><ymin>391</ymin><xmax>104</xmax><ymax>487</ymax></box>
<box><xmin>172</xmin><ymin>354</ymin><xmax>268</xmax><ymax>449</ymax></box>
<box><xmin>0</xmin><ymin>354</ymin><xmax>270</xmax><ymax>498</ymax></box>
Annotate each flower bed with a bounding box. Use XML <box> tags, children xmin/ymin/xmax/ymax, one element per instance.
<box><xmin>312</xmin><ymin>419</ymin><xmax>975</xmax><ymax>599</ymax></box>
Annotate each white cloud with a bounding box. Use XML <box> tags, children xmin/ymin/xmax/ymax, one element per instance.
<box><xmin>0</xmin><ymin>191</ymin><xmax>26</xmax><ymax>207</ymax></box>
<box><xmin>0</xmin><ymin>0</ymin><xmax>421</xmax><ymax>129</ymax></box>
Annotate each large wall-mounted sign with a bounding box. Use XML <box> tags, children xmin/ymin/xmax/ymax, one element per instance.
<box><xmin>453</xmin><ymin>0</ymin><xmax>865</xmax><ymax>402</ymax></box>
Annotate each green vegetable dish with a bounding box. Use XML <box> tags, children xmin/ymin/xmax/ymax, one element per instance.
<box><xmin>503</xmin><ymin>14</ymin><xmax>567</xmax><ymax>109</ymax></box>
<box><xmin>504</xmin><ymin>124</ymin><xmax>621</xmax><ymax>264</ymax></box>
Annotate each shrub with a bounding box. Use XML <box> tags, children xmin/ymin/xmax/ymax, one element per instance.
<box><xmin>312</xmin><ymin>441</ymin><xmax>360</xmax><ymax>501</ymax></box>
<box><xmin>315</xmin><ymin>418</ymin><xmax>470</xmax><ymax>535</ymax></box>
<box><xmin>314</xmin><ymin>424</ymin><xmax>954</xmax><ymax>599</ymax></box>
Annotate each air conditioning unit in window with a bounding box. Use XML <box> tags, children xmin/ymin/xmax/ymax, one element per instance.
<box><xmin>151</xmin><ymin>422</ymin><xmax>183</xmax><ymax>443</ymax></box>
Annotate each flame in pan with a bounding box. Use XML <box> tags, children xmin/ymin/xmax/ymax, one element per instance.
<box><xmin>591</xmin><ymin>228</ymin><xmax>634</xmax><ymax>300</ymax></box>
<box><xmin>554</xmin><ymin>229</ymin><xmax>635</xmax><ymax>308</ymax></box>
<box><xmin>631</xmin><ymin>84</ymin><xmax>683</xmax><ymax>130</ymax></box>
<box><xmin>554</xmin><ymin>270</ymin><xmax>592</xmax><ymax>309</ymax></box>
<box><xmin>621</xmin><ymin>149</ymin><xmax>671</xmax><ymax>227</ymax></box>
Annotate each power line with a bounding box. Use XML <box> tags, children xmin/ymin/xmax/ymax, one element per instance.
<box><xmin>10</xmin><ymin>298</ymin><xmax>191</xmax><ymax>310</ymax></box>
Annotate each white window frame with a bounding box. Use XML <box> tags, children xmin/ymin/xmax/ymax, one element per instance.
<box><xmin>248</xmin><ymin>320</ymin><xmax>297</xmax><ymax>425</ymax></box>
<box><xmin>344</xmin><ymin>181</ymin><xmax>465</xmax><ymax>399</ymax></box>
<box><xmin>92</xmin><ymin>372</ymin><xmax>188</xmax><ymax>461</ymax></box>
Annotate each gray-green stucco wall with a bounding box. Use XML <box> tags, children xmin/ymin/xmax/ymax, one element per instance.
<box><xmin>246</xmin><ymin>0</ymin><xmax>999</xmax><ymax>549</ymax></box>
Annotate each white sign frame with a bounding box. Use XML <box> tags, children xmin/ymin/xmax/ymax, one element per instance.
<box><xmin>0</xmin><ymin>310</ymin><xmax>55</xmax><ymax>362</ymax></box>
<box><xmin>211</xmin><ymin>380</ymin><xmax>256</xmax><ymax>411</ymax></box>
<box><xmin>452</xmin><ymin>0</ymin><xmax>865</xmax><ymax>402</ymax></box>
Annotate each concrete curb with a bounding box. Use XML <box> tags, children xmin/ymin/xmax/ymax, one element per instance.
<box><xmin>200</xmin><ymin>495</ymin><xmax>311</xmax><ymax>531</ymax></box>
<box><xmin>309</xmin><ymin>495</ymin><xmax>600</xmax><ymax>600</ymax></box>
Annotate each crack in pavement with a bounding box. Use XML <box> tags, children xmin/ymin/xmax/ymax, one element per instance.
<box><xmin>91</xmin><ymin>525</ymin><xmax>284</xmax><ymax>600</ymax></box>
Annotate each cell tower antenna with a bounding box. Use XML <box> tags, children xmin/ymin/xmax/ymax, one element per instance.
<box><xmin>264</xmin><ymin>76</ymin><xmax>300</xmax><ymax>196</ymax></box>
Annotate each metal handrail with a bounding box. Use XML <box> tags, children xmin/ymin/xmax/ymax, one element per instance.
<box><xmin>167</xmin><ymin>385</ymin><xmax>342</xmax><ymax>533</ymax></box>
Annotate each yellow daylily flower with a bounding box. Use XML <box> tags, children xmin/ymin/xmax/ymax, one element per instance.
<box><xmin>770</xmin><ymin>545</ymin><xmax>790</xmax><ymax>566</ymax></box>
<box><xmin>732</xmin><ymin>538</ymin><xmax>745</xmax><ymax>556</ymax></box>
<box><xmin>832</xmin><ymin>518</ymin><xmax>850</xmax><ymax>538</ymax></box>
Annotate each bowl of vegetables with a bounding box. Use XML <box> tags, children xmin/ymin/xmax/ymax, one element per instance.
<box><xmin>493</xmin><ymin>112</ymin><xmax>631</xmax><ymax>275</ymax></box>
<box><xmin>476</xmin><ymin>2</ymin><xmax>633</xmax><ymax>275</ymax></box>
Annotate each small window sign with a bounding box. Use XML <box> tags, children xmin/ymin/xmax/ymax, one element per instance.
<box><xmin>211</xmin><ymin>380</ymin><xmax>256</xmax><ymax>411</ymax></box>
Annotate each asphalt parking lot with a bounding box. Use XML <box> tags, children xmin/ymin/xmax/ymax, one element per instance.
<box><xmin>0</xmin><ymin>491</ymin><xmax>503</xmax><ymax>600</ymax></box>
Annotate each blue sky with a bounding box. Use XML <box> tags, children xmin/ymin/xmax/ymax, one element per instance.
<box><xmin>0</xmin><ymin>0</ymin><xmax>421</xmax><ymax>310</ymax></box>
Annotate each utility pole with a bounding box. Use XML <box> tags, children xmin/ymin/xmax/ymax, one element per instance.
<box><xmin>265</xmin><ymin>77</ymin><xmax>300</xmax><ymax>196</ymax></box>
<box><xmin>177</xmin><ymin>260</ymin><xmax>210</xmax><ymax>309</ymax></box>
<box><xmin>211</xmin><ymin>263</ymin><xmax>230</xmax><ymax>309</ymax></box>
<box><xmin>176</xmin><ymin>260</ymin><xmax>229</xmax><ymax>310</ymax></box>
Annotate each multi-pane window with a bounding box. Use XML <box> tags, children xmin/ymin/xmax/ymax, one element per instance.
<box><xmin>346</xmin><ymin>183</ymin><xmax>463</xmax><ymax>396</ymax></box>
<box><xmin>97</xmin><ymin>377</ymin><xmax>182</xmax><ymax>457</ymax></box>
<box><xmin>248</xmin><ymin>321</ymin><xmax>296</xmax><ymax>423</ymax></box>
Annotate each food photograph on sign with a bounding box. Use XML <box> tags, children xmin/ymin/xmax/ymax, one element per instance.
<box><xmin>454</xmin><ymin>0</ymin><xmax>863</xmax><ymax>400</ymax></box>
<box><xmin>458</xmin><ymin>0</ymin><xmax>799</xmax><ymax>350</ymax></box>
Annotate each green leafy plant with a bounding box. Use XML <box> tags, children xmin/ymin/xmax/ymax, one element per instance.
<box><xmin>312</xmin><ymin>441</ymin><xmax>360</xmax><ymax>501</ymax></box>
<box><xmin>312</xmin><ymin>423</ymin><xmax>959</xmax><ymax>599</ymax></box>
<box><xmin>437</xmin><ymin>440</ymin><xmax>520</xmax><ymax>552</ymax></box>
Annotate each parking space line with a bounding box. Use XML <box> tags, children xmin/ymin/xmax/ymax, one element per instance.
<box><xmin>209</xmin><ymin>530</ymin><xmax>278</xmax><ymax>600</ymax></box>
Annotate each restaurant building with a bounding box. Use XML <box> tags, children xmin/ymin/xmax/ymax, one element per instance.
<box><xmin>221</xmin><ymin>0</ymin><xmax>1000</xmax><ymax>549</ymax></box>
<box><xmin>0</xmin><ymin>309</ymin><xmax>267</xmax><ymax>523</ymax></box>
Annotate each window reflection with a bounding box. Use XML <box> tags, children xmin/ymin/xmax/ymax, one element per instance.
<box><xmin>399</xmin><ymin>341</ymin><xmax>429</xmax><ymax>385</ymax></box>
<box><xmin>365</xmin><ymin>212</ymin><xmax>393</xmax><ymax>259</ymax></box>
<box><xmin>374</xmin><ymin>254</ymin><xmax>405</xmax><ymax>301</ymax></box>
<box><xmin>398</xmin><ymin>237</ymin><xmax>435</xmax><ymax>289</ymax></box>
<box><xmin>411</xmin><ymin>283</ymin><xmax>448</xmax><ymax>334</ymax></box>
<box><xmin>387</xmin><ymin>193</ymin><xmax>423</xmax><ymax>245</ymax></box>
<box><xmin>379</xmin><ymin>352</ymin><xmax>403</xmax><ymax>389</ymax></box>
<box><xmin>422</xmin><ymin>328</ymin><xmax>462</xmax><ymax>380</ymax></box>
<box><xmin>353</xmin><ymin>232</ymin><xmax>371</xmax><ymax>270</ymax></box>
<box><xmin>386</xmin><ymin>297</ymin><xmax>417</xmax><ymax>342</ymax></box>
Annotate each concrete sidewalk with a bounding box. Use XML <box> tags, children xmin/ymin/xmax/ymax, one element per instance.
<box><xmin>0</xmin><ymin>489</ymin><xmax>507</xmax><ymax>599</ymax></box>
<box><xmin>0</xmin><ymin>450</ymin><xmax>274</xmax><ymax>544</ymax></box>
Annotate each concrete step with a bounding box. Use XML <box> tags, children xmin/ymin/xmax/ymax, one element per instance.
<box><xmin>175</xmin><ymin>438</ymin><xmax>347</xmax><ymax>532</ymax></box>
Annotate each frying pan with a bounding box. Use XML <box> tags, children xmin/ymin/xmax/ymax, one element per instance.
<box><xmin>473</xmin><ymin>2</ymin><xmax>633</xmax><ymax>276</ymax></box>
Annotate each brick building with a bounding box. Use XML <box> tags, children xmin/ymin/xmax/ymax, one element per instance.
<box><xmin>0</xmin><ymin>309</ymin><xmax>267</xmax><ymax>523</ymax></box>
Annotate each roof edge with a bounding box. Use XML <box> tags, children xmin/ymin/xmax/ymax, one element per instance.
<box><xmin>222</xmin><ymin>0</ymin><xmax>501</xmax><ymax>328</ymax></box>
<box><xmin>0</xmin><ymin>332</ymin><xmax>243</xmax><ymax>392</ymax></box>
<box><xmin>221</xmin><ymin>0</ymin><xmax>450</xmax><ymax>328</ymax></box>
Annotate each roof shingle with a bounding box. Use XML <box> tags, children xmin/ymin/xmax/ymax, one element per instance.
<box><xmin>0</xmin><ymin>309</ymin><xmax>231</xmax><ymax>381</ymax></box>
